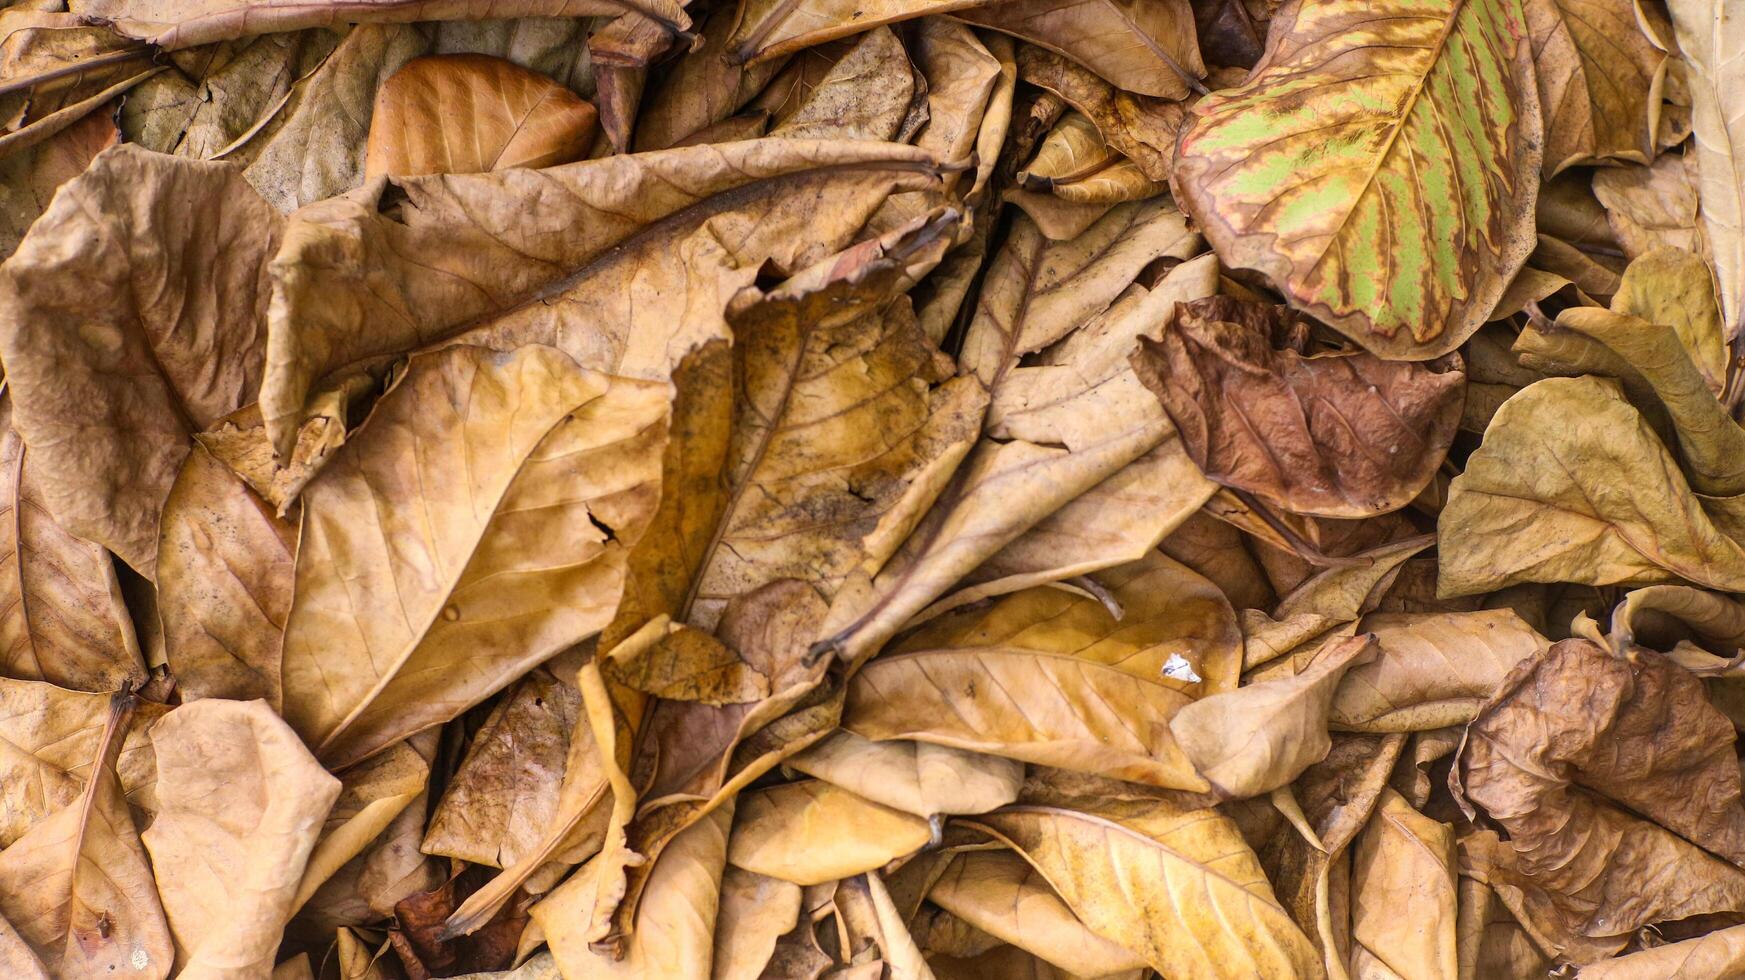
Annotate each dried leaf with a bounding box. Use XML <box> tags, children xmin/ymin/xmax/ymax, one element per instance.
<box><xmin>965</xmin><ymin>804</ymin><xmax>1320</xmax><ymax>978</ymax></box>
<box><xmin>1665</xmin><ymin>0</ymin><xmax>1745</xmax><ymax>333</ymax></box>
<box><xmin>1174</xmin><ymin>0</ymin><xmax>1542</xmax><ymax>358</ymax></box>
<box><xmin>927</xmin><ymin>850</ymin><xmax>1146</xmax><ymax>976</ymax></box>
<box><xmin>0</xmin><ymin>680</ymin><xmax>164</xmax><ymax>847</ymax></box>
<box><xmin>1171</xmin><ymin>633</ymin><xmax>1379</xmax><ymax>798</ymax></box>
<box><xmin>141</xmin><ymin>699</ymin><xmax>342</xmax><ymax>976</ymax></box>
<box><xmin>727</xmin><ymin>780</ymin><xmax>932</xmax><ymax>886</ymax></box>
<box><xmin>787</xmin><ymin>732</ymin><xmax>1022</xmax><ymax>817</ymax></box>
<box><xmin>77</xmin><ymin>0</ymin><xmax>690</xmax><ymax>50</ymax></box>
<box><xmin>1350</xmin><ymin>789</ymin><xmax>1457</xmax><ymax>980</ymax></box>
<box><xmin>0</xmin><ymin>694</ymin><xmax>172</xmax><ymax>979</ymax></box>
<box><xmin>0</xmin><ymin>395</ymin><xmax>144</xmax><ymax>692</ymax></box>
<box><xmin>422</xmin><ymin>668</ymin><xmax>581</xmax><ymax>868</ymax></box>
<box><xmin>280</xmin><ymin>345</ymin><xmax>668</xmax><ymax>768</ymax></box>
<box><xmin>1133</xmin><ymin>295</ymin><xmax>1465</xmax><ymax>518</ymax></box>
<box><xmin>1330</xmin><ymin>610</ymin><xmax>1548</xmax><ymax>732</ymax></box>
<box><xmin>1457</xmin><ymin>638</ymin><xmax>1745</xmax><ymax>960</ymax></box>
<box><xmin>1526</xmin><ymin>0</ymin><xmax>1667</xmax><ymax>172</ymax></box>
<box><xmin>155</xmin><ymin>442</ymin><xmax>295</xmax><ymax>705</ymax></box>
<box><xmin>262</xmin><ymin>137</ymin><xmax>940</xmax><ymax>455</ymax></box>
<box><xmin>0</xmin><ymin>144</ymin><xmax>280</xmax><ymax>575</ymax></box>
<box><xmin>365</xmin><ymin>54</ymin><xmax>597</xmax><ymax>177</ymax></box>
<box><xmin>535</xmin><ymin>800</ymin><xmax>733</xmax><ymax>977</ymax></box>
<box><xmin>1439</xmin><ymin>376</ymin><xmax>1745</xmax><ymax>595</ymax></box>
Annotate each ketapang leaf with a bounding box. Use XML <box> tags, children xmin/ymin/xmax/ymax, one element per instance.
<box><xmin>364</xmin><ymin>54</ymin><xmax>598</xmax><ymax>176</ymax></box>
<box><xmin>1174</xmin><ymin>0</ymin><xmax>1543</xmax><ymax>358</ymax></box>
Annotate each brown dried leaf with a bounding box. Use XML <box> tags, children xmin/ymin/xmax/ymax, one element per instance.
<box><xmin>927</xmin><ymin>850</ymin><xmax>1146</xmax><ymax>976</ymax></box>
<box><xmin>262</xmin><ymin>137</ymin><xmax>940</xmax><ymax>455</ymax></box>
<box><xmin>787</xmin><ymin>732</ymin><xmax>1023</xmax><ymax>817</ymax></box>
<box><xmin>1170</xmin><ymin>633</ymin><xmax>1379</xmax><ymax>798</ymax></box>
<box><xmin>365</xmin><ymin>54</ymin><xmax>597</xmax><ymax>177</ymax></box>
<box><xmin>422</xmin><ymin>668</ymin><xmax>581</xmax><ymax>869</ymax></box>
<box><xmin>76</xmin><ymin>0</ymin><xmax>690</xmax><ymax>50</ymax></box>
<box><xmin>1133</xmin><ymin>296</ymin><xmax>1465</xmax><ymax>519</ymax></box>
<box><xmin>0</xmin><ymin>680</ymin><xmax>164</xmax><ymax>848</ymax></box>
<box><xmin>965</xmin><ymin>803</ymin><xmax>1320</xmax><ymax>978</ymax></box>
<box><xmin>1350</xmin><ymin>789</ymin><xmax>1458</xmax><ymax>980</ymax></box>
<box><xmin>155</xmin><ymin>442</ymin><xmax>295</xmax><ymax>705</ymax></box>
<box><xmin>727</xmin><ymin>780</ymin><xmax>932</xmax><ymax>886</ymax></box>
<box><xmin>1456</xmin><ymin>638</ymin><xmax>1745</xmax><ymax>961</ymax></box>
<box><xmin>0</xmin><ymin>144</ymin><xmax>280</xmax><ymax>575</ymax></box>
<box><xmin>0</xmin><ymin>395</ymin><xmax>144</xmax><ymax>693</ymax></box>
<box><xmin>280</xmin><ymin>345</ymin><xmax>668</xmax><ymax>768</ymax></box>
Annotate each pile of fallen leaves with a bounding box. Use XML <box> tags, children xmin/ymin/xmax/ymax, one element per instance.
<box><xmin>2</xmin><ymin>0</ymin><xmax>1744</xmax><ymax>977</ymax></box>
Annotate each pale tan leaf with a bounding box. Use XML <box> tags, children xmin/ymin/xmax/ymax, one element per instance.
<box><xmin>290</xmin><ymin>741</ymin><xmax>428</xmax><ymax>913</ymax></box>
<box><xmin>1665</xmin><ymin>0</ymin><xmax>1745</xmax><ymax>333</ymax></box>
<box><xmin>535</xmin><ymin>800</ymin><xmax>733</xmax><ymax>978</ymax></box>
<box><xmin>262</xmin><ymin>137</ymin><xmax>941</xmax><ymax>455</ymax></box>
<box><xmin>1575</xmin><ymin>923</ymin><xmax>1745</xmax><ymax>978</ymax></box>
<box><xmin>727</xmin><ymin>781</ymin><xmax>931</xmax><ymax>886</ymax></box>
<box><xmin>965</xmin><ymin>805</ymin><xmax>1320</xmax><ymax>979</ymax></box>
<box><xmin>787</xmin><ymin>732</ymin><xmax>1023</xmax><ymax>817</ymax></box>
<box><xmin>0</xmin><ymin>103</ymin><xmax>115</xmax><ymax>258</ymax></box>
<box><xmin>1171</xmin><ymin>633</ymin><xmax>1379</xmax><ymax>798</ymax></box>
<box><xmin>0</xmin><ymin>680</ymin><xmax>165</xmax><ymax>847</ymax></box>
<box><xmin>142</xmin><ymin>699</ymin><xmax>341</xmax><ymax>977</ymax></box>
<box><xmin>1438</xmin><ymin>377</ymin><xmax>1745</xmax><ymax>595</ymax></box>
<box><xmin>712</xmin><ymin>867</ymin><xmax>802</xmax><ymax>980</ymax></box>
<box><xmin>74</xmin><ymin>0</ymin><xmax>690</xmax><ymax>50</ymax></box>
<box><xmin>0</xmin><ymin>694</ymin><xmax>172</xmax><ymax>979</ymax></box>
<box><xmin>1351</xmin><ymin>790</ymin><xmax>1457</xmax><ymax>980</ymax></box>
<box><xmin>928</xmin><ymin>850</ymin><xmax>1146</xmax><ymax>976</ymax></box>
<box><xmin>1330</xmin><ymin>610</ymin><xmax>1548</xmax><ymax>732</ymax></box>
<box><xmin>155</xmin><ymin>442</ymin><xmax>295</xmax><ymax>705</ymax></box>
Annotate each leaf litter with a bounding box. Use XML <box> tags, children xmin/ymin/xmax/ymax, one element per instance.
<box><xmin>0</xmin><ymin>0</ymin><xmax>1739</xmax><ymax>976</ymax></box>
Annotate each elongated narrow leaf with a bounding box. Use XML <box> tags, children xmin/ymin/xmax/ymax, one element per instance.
<box><xmin>0</xmin><ymin>396</ymin><xmax>143</xmax><ymax>693</ymax></box>
<box><xmin>77</xmin><ymin>0</ymin><xmax>691</xmax><ymax>50</ymax></box>
<box><xmin>1174</xmin><ymin>0</ymin><xmax>1542</xmax><ymax>358</ymax></box>
<box><xmin>263</xmin><ymin>138</ymin><xmax>940</xmax><ymax>455</ymax></box>
<box><xmin>1665</xmin><ymin>0</ymin><xmax>1745</xmax><ymax>333</ymax></box>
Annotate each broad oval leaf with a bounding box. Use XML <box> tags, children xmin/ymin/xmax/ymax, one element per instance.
<box><xmin>727</xmin><ymin>780</ymin><xmax>932</xmax><ymax>886</ymax></box>
<box><xmin>1174</xmin><ymin>0</ymin><xmax>1542</xmax><ymax>358</ymax></box>
<box><xmin>1132</xmin><ymin>295</ymin><xmax>1465</xmax><ymax>518</ymax></box>
<box><xmin>141</xmin><ymin>700</ymin><xmax>343</xmax><ymax>978</ymax></box>
<box><xmin>0</xmin><ymin>694</ymin><xmax>171</xmax><ymax>980</ymax></box>
<box><xmin>365</xmin><ymin>54</ymin><xmax>598</xmax><ymax>178</ymax></box>
<box><xmin>0</xmin><ymin>144</ymin><xmax>281</xmax><ymax>575</ymax></box>
<box><xmin>965</xmin><ymin>805</ymin><xmax>1321</xmax><ymax>979</ymax></box>
<box><xmin>928</xmin><ymin>850</ymin><xmax>1146</xmax><ymax>976</ymax></box>
<box><xmin>279</xmin><ymin>344</ymin><xmax>669</xmax><ymax>767</ymax></box>
<box><xmin>1438</xmin><ymin>376</ymin><xmax>1745</xmax><ymax>595</ymax></box>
